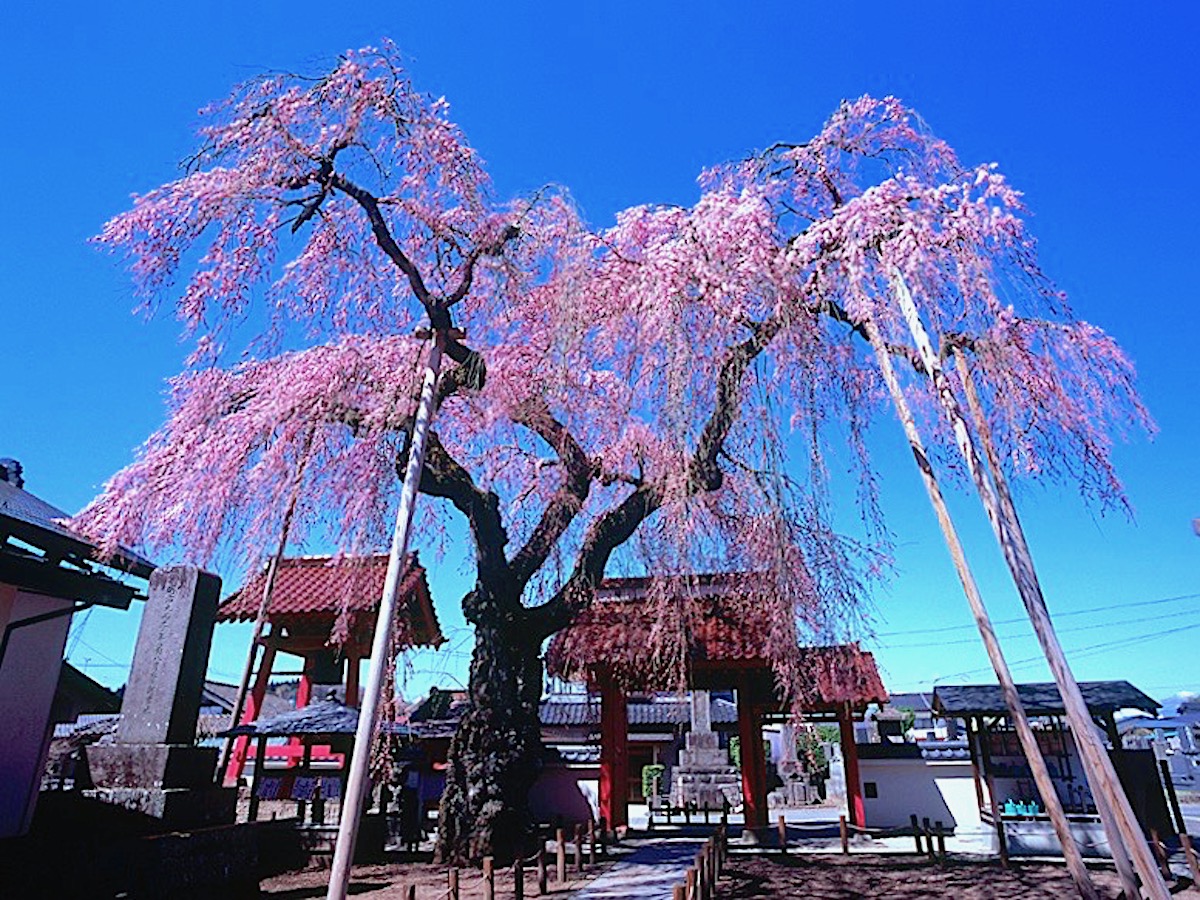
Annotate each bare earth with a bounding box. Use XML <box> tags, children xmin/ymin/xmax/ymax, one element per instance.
<box><xmin>719</xmin><ymin>853</ymin><xmax>1124</xmax><ymax>899</ymax></box>
<box><xmin>260</xmin><ymin>857</ymin><xmax>614</xmax><ymax>899</ymax></box>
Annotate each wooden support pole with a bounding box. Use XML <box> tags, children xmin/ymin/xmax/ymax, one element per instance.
<box><xmin>864</xmin><ymin>314</ymin><xmax>1101</xmax><ymax>900</ymax></box>
<box><xmin>885</xmin><ymin>278</ymin><xmax>1165</xmax><ymax>898</ymax></box>
<box><xmin>839</xmin><ymin>814</ymin><xmax>849</xmax><ymax>855</ymax></box>
<box><xmin>923</xmin><ymin>817</ymin><xmax>936</xmax><ymax>863</ymax></box>
<box><xmin>588</xmin><ymin>819</ymin><xmax>596</xmax><ymax>866</ymax></box>
<box><xmin>686</xmin><ymin>866</ymin><xmax>697</xmax><ymax>900</ymax></box>
<box><xmin>574</xmin><ymin>824</ymin><xmax>583</xmax><ymax>872</ymax></box>
<box><xmin>935</xmin><ymin>821</ymin><xmax>947</xmax><ymax>866</ymax></box>
<box><xmin>482</xmin><ymin>857</ymin><xmax>494</xmax><ymax>900</ymax></box>
<box><xmin>598</xmin><ymin>671</ymin><xmax>629</xmax><ymax>830</ymax></box>
<box><xmin>910</xmin><ymin>814</ymin><xmax>924</xmax><ymax>855</ymax></box>
<box><xmin>448</xmin><ymin>868</ymin><xmax>459</xmax><ymax>900</ymax></box>
<box><xmin>536</xmin><ymin>847</ymin><xmax>547</xmax><ymax>895</ymax></box>
<box><xmin>513</xmin><ymin>858</ymin><xmax>524</xmax><ymax>900</ymax></box>
<box><xmin>778</xmin><ymin>814</ymin><xmax>788</xmax><ymax>854</ymax></box>
<box><xmin>1150</xmin><ymin>829</ymin><xmax>1173</xmax><ymax>881</ymax></box>
<box><xmin>1179</xmin><ymin>833</ymin><xmax>1200</xmax><ymax>888</ymax></box>
<box><xmin>673</xmin><ymin>886</ymin><xmax>686</xmax><ymax>900</ymax></box>
<box><xmin>404</xmin><ymin>885</ymin><xmax>415</xmax><ymax>900</ymax></box>
<box><xmin>599</xmin><ymin>817</ymin><xmax>608</xmax><ymax>857</ymax></box>
<box><xmin>556</xmin><ymin>828</ymin><xmax>566</xmax><ymax>883</ymax></box>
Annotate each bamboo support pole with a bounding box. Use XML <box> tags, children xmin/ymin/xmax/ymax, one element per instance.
<box><xmin>1150</xmin><ymin>830</ymin><xmax>1173</xmax><ymax>881</ymax></box>
<box><xmin>217</xmin><ymin>434</ymin><xmax>313</xmax><ymax>782</ymax></box>
<box><xmin>889</xmin><ymin>270</ymin><xmax>1164</xmax><ymax>897</ymax></box>
<box><xmin>864</xmin><ymin>315</ymin><xmax>1101</xmax><ymax>899</ymax></box>
<box><xmin>327</xmin><ymin>334</ymin><xmax>445</xmax><ymax>900</ymax></box>
<box><xmin>1179</xmin><ymin>833</ymin><xmax>1200</xmax><ymax>888</ymax></box>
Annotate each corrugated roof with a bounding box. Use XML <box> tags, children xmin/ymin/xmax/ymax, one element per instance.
<box><xmin>933</xmin><ymin>681</ymin><xmax>1161</xmax><ymax>717</ymax></box>
<box><xmin>218</xmin><ymin>553</ymin><xmax>442</xmax><ymax>648</ymax></box>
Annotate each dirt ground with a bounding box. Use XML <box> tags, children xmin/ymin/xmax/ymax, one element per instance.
<box><xmin>719</xmin><ymin>853</ymin><xmax>1125</xmax><ymax>899</ymax></box>
<box><xmin>260</xmin><ymin>856</ymin><xmax>614</xmax><ymax>899</ymax></box>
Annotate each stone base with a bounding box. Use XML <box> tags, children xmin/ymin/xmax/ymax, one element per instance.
<box><xmin>88</xmin><ymin>743</ymin><xmax>218</xmax><ymax>790</ymax></box>
<box><xmin>672</xmin><ymin>771</ymin><xmax>742</xmax><ymax>808</ymax></box>
<box><xmin>84</xmin><ymin>785</ymin><xmax>237</xmax><ymax>829</ymax></box>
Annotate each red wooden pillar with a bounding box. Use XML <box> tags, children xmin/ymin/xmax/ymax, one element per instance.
<box><xmin>737</xmin><ymin>679</ymin><xmax>768</xmax><ymax>828</ymax></box>
<box><xmin>838</xmin><ymin>702</ymin><xmax>864</xmax><ymax>827</ymax></box>
<box><xmin>288</xmin><ymin>654</ymin><xmax>316</xmax><ymax>767</ymax></box>
<box><xmin>225</xmin><ymin>638</ymin><xmax>277</xmax><ymax>786</ymax></box>
<box><xmin>598</xmin><ymin>670</ymin><xmax>629</xmax><ymax>830</ymax></box>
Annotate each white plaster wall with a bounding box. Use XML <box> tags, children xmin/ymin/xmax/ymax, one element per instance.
<box><xmin>0</xmin><ymin>586</ymin><xmax>73</xmax><ymax>837</ymax></box>
<box><xmin>859</xmin><ymin>758</ymin><xmax>981</xmax><ymax>831</ymax></box>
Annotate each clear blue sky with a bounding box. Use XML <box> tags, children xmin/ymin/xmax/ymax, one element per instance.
<box><xmin>3</xmin><ymin>3</ymin><xmax>1197</xmax><ymax>706</ymax></box>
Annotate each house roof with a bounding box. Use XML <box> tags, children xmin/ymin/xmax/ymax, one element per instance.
<box><xmin>933</xmin><ymin>681</ymin><xmax>1161</xmax><ymax>718</ymax></box>
<box><xmin>54</xmin><ymin>662</ymin><xmax>121</xmax><ymax>716</ymax></box>
<box><xmin>217</xmin><ymin>553</ymin><xmax>443</xmax><ymax>648</ymax></box>
<box><xmin>222</xmin><ymin>696</ymin><xmax>414</xmax><ymax>738</ymax></box>
<box><xmin>539</xmin><ymin>695</ymin><xmax>740</xmax><ymax>728</ymax></box>
<box><xmin>545</xmin><ymin>582</ymin><xmax>885</xmax><ymax>708</ymax></box>
<box><xmin>0</xmin><ymin>479</ymin><xmax>154</xmax><ymax>607</ymax></box>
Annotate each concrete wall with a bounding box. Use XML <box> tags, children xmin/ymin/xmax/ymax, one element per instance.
<box><xmin>0</xmin><ymin>584</ymin><xmax>73</xmax><ymax>837</ymax></box>
<box><xmin>859</xmin><ymin>757</ymin><xmax>980</xmax><ymax>831</ymax></box>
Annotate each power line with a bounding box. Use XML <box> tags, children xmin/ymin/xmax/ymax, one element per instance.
<box><xmin>884</xmin><ymin>606</ymin><xmax>1200</xmax><ymax>649</ymax></box>
<box><xmin>932</xmin><ymin>620</ymin><xmax>1200</xmax><ymax>683</ymax></box>
<box><xmin>876</xmin><ymin>591</ymin><xmax>1200</xmax><ymax>638</ymax></box>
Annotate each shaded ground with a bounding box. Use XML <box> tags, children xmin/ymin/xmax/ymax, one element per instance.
<box><xmin>260</xmin><ymin>853</ymin><xmax>615</xmax><ymax>899</ymax></box>
<box><xmin>718</xmin><ymin>853</ymin><xmax>1125</xmax><ymax>899</ymax></box>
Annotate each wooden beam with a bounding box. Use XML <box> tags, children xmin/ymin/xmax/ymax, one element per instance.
<box><xmin>598</xmin><ymin>669</ymin><xmax>629</xmax><ymax>829</ymax></box>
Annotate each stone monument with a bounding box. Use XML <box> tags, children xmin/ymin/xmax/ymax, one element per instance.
<box><xmin>671</xmin><ymin>691</ymin><xmax>742</xmax><ymax>808</ymax></box>
<box><xmin>87</xmin><ymin>565</ymin><xmax>236</xmax><ymax>827</ymax></box>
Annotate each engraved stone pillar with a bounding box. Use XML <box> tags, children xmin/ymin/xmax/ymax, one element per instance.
<box><xmin>87</xmin><ymin>566</ymin><xmax>235</xmax><ymax>827</ymax></box>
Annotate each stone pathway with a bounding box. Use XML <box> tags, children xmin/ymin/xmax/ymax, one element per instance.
<box><xmin>569</xmin><ymin>838</ymin><xmax>703</xmax><ymax>899</ymax></box>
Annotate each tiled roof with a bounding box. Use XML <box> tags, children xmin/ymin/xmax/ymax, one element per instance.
<box><xmin>933</xmin><ymin>681</ymin><xmax>1161</xmax><ymax>717</ymax></box>
<box><xmin>218</xmin><ymin>553</ymin><xmax>442</xmax><ymax>647</ymax></box>
<box><xmin>539</xmin><ymin>695</ymin><xmax>740</xmax><ymax>727</ymax></box>
<box><xmin>545</xmin><ymin>583</ymin><xmax>886</xmax><ymax>707</ymax></box>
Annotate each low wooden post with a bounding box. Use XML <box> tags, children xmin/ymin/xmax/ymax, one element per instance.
<box><xmin>513</xmin><ymin>858</ymin><xmax>524</xmax><ymax>900</ymax></box>
<box><xmin>778</xmin><ymin>814</ymin><xmax>788</xmax><ymax>854</ymax></box>
<box><xmin>536</xmin><ymin>847</ymin><xmax>547</xmax><ymax>895</ymax></box>
<box><xmin>839</xmin><ymin>814</ymin><xmax>849</xmax><ymax>855</ymax></box>
<box><xmin>684</xmin><ymin>802</ymin><xmax>692</xmax><ymax>825</ymax></box>
<box><xmin>935</xmin><ymin>821</ymin><xmax>947</xmax><ymax>865</ymax></box>
<box><xmin>648</xmin><ymin>806</ymin><xmax>655</xmax><ymax>832</ymax></box>
<box><xmin>721</xmin><ymin>797</ymin><xmax>729</xmax><ymax>828</ymax></box>
<box><xmin>922</xmin><ymin>817</ymin><xmax>936</xmax><ymax>862</ymax></box>
<box><xmin>910</xmin><ymin>814</ymin><xmax>924</xmax><ymax>854</ymax></box>
<box><xmin>448</xmin><ymin>868</ymin><xmax>459</xmax><ymax>900</ymax></box>
<box><xmin>686</xmin><ymin>867</ymin><xmax>696</xmax><ymax>900</ymax></box>
<box><xmin>556</xmin><ymin>828</ymin><xmax>567</xmax><ymax>882</ymax></box>
<box><xmin>1179</xmin><ymin>833</ymin><xmax>1200</xmax><ymax>887</ymax></box>
<box><xmin>599</xmin><ymin>816</ymin><xmax>609</xmax><ymax>856</ymax></box>
<box><xmin>703</xmin><ymin>802</ymin><xmax>711</xmax><ymax>825</ymax></box>
<box><xmin>481</xmin><ymin>857</ymin><xmax>494</xmax><ymax>900</ymax></box>
<box><xmin>588</xmin><ymin>819</ymin><xmax>596</xmax><ymax>866</ymax></box>
<box><xmin>1150</xmin><ymin>829</ymin><xmax>1173</xmax><ymax>881</ymax></box>
<box><xmin>574</xmin><ymin>824</ymin><xmax>583</xmax><ymax>872</ymax></box>
<box><xmin>673</xmin><ymin>886</ymin><xmax>686</xmax><ymax>900</ymax></box>
<box><xmin>404</xmin><ymin>885</ymin><xmax>415</xmax><ymax>900</ymax></box>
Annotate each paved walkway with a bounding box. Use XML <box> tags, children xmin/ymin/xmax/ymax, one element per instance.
<box><xmin>569</xmin><ymin>838</ymin><xmax>703</xmax><ymax>900</ymax></box>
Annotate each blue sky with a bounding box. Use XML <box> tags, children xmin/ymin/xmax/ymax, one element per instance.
<box><xmin>3</xmin><ymin>3</ymin><xmax>1198</xmax><ymax>705</ymax></box>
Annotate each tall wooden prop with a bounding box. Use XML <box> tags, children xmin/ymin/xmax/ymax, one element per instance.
<box><xmin>218</xmin><ymin>435</ymin><xmax>313</xmax><ymax>783</ymax></box>
<box><xmin>328</xmin><ymin>333</ymin><xmax>445</xmax><ymax>900</ymax></box>
<box><xmin>889</xmin><ymin>272</ymin><xmax>1168</xmax><ymax>900</ymax></box>
<box><xmin>863</xmin><ymin>318</ymin><xmax>1101</xmax><ymax>900</ymax></box>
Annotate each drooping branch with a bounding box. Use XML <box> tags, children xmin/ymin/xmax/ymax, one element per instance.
<box><xmin>413</xmin><ymin>429</ymin><xmax>512</xmax><ymax>600</ymax></box>
<box><xmin>525</xmin><ymin>323</ymin><xmax>779</xmax><ymax>639</ymax></box>
<box><xmin>507</xmin><ymin>399</ymin><xmax>596</xmax><ymax>590</ymax></box>
<box><xmin>329</xmin><ymin>171</ymin><xmax>434</xmax><ymax>312</ymax></box>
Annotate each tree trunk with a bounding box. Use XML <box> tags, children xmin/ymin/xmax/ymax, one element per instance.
<box><xmin>434</xmin><ymin>614</ymin><xmax>545</xmax><ymax>865</ymax></box>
